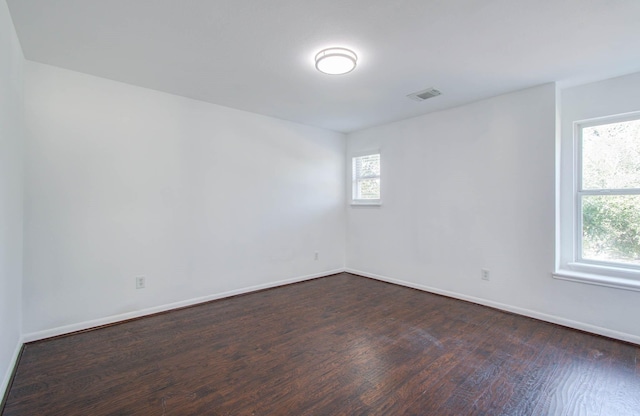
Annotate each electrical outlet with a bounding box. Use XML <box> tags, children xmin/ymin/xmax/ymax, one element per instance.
<box><xmin>481</xmin><ymin>269</ymin><xmax>490</xmax><ymax>281</ymax></box>
<box><xmin>136</xmin><ymin>276</ymin><xmax>146</xmax><ymax>289</ymax></box>
<box><xmin>314</xmin><ymin>251</ymin><xmax>319</xmax><ymax>261</ymax></box>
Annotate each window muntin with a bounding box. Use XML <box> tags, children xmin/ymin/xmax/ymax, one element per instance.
<box><xmin>352</xmin><ymin>153</ymin><xmax>380</xmax><ymax>204</ymax></box>
<box><xmin>577</xmin><ymin>115</ymin><xmax>640</xmax><ymax>268</ymax></box>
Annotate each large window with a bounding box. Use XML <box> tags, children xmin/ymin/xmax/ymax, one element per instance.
<box><xmin>352</xmin><ymin>152</ymin><xmax>380</xmax><ymax>205</ymax></box>
<box><xmin>556</xmin><ymin>112</ymin><xmax>640</xmax><ymax>289</ymax></box>
<box><xmin>578</xmin><ymin>115</ymin><xmax>640</xmax><ymax>267</ymax></box>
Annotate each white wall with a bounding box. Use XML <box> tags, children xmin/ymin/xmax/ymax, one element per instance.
<box><xmin>0</xmin><ymin>0</ymin><xmax>24</xmax><ymax>396</ymax></box>
<box><xmin>23</xmin><ymin>62</ymin><xmax>346</xmax><ymax>336</ymax></box>
<box><xmin>346</xmin><ymin>83</ymin><xmax>640</xmax><ymax>343</ymax></box>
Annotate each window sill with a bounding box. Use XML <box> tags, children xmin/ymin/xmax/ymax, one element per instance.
<box><xmin>350</xmin><ymin>200</ymin><xmax>382</xmax><ymax>207</ymax></box>
<box><xmin>553</xmin><ymin>267</ymin><xmax>640</xmax><ymax>292</ymax></box>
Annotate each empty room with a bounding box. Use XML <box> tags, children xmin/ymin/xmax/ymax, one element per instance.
<box><xmin>1</xmin><ymin>0</ymin><xmax>640</xmax><ymax>414</ymax></box>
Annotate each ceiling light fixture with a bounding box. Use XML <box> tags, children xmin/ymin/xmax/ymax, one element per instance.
<box><xmin>315</xmin><ymin>47</ymin><xmax>357</xmax><ymax>75</ymax></box>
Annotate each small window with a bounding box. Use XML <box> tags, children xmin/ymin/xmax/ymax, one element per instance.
<box><xmin>352</xmin><ymin>153</ymin><xmax>381</xmax><ymax>205</ymax></box>
<box><xmin>577</xmin><ymin>115</ymin><xmax>640</xmax><ymax>268</ymax></box>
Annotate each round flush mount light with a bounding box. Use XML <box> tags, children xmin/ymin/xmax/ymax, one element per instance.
<box><xmin>315</xmin><ymin>47</ymin><xmax>358</xmax><ymax>75</ymax></box>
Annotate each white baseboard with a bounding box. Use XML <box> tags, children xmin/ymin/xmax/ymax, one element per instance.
<box><xmin>346</xmin><ymin>268</ymin><xmax>640</xmax><ymax>346</ymax></box>
<box><xmin>23</xmin><ymin>269</ymin><xmax>345</xmax><ymax>343</ymax></box>
<box><xmin>1</xmin><ymin>339</ymin><xmax>23</xmax><ymax>403</ymax></box>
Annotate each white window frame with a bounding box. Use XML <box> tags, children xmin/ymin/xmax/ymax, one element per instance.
<box><xmin>351</xmin><ymin>151</ymin><xmax>381</xmax><ymax>206</ymax></box>
<box><xmin>554</xmin><ymin>111</ymin><xmax>640</xmax><ymax>291</ymax></box>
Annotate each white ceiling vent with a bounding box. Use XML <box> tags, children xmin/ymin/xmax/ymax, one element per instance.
<box><xmin>407</xmin><ymin>87</ymin><xmax>442</xmax><ymax>102</ymax></box>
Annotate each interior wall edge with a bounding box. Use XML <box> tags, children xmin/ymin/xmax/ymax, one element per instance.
<box><xmin>22</xmin><ymin>268</ymin><xmax>345</xmax><ymax>343</ymax></box>
<box><xmin>345</xmin><ymin>268</ymin><xmax>640</xmax><ymax>346</ymax></box>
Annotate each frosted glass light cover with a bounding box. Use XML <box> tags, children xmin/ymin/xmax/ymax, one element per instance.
<box><xmin>315</xmin><ymin>48</ymin><xmax>357</xmax><ymax>75</ymax></box>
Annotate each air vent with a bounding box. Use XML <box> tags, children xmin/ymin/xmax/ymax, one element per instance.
<box><xmin>407</xmin><ymin>87</ymin><xmax>442</xmax><ymax>102</ymax></box>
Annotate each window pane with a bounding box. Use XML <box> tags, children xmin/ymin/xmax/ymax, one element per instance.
<box><xmin>356</xmin><ymin>178</ymin><xmax>380</xmax><ymax>200</ymax></box>
<box><xmin>582</xmin><ymin>194</ymin><xmax>640</xmax><ymax>265</ymax></box>
<box><xmin>582</xmin><ymin>118</ymin><xmax>640</xmax><ymax>190</ymax></box>
<box><xmin>355</xmin><ymin>154</ymin><xmax>380</xmax><ymax>178</ymax></box>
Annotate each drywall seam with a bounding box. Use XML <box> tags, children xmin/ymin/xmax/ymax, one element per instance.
<box><xmin>346</xmin><ymin>268</ymin><xmax>640</xmax><ymax>346</ymax></box>
<box><xmin>23</xmin><ymin>269</ymin><xmax>345</xmax><ymax>343</ymax></box>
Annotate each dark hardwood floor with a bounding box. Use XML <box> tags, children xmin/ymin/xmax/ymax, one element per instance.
<box><xmin>2</xmin><ymin>273</ymin><xmax>639</xmax><ymax>415</ymax></box>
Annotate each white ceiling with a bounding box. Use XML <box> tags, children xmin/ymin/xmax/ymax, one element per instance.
<box><xmin>7</xmin><ymin>0</ymin><xmax>640</xmax><ymax>133</ymax></box>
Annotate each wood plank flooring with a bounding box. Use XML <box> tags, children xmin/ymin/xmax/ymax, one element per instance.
<box><xmin>3</xmin><ymin>273</ymin><xmax>639</xmax><ymax>415</ymax></box>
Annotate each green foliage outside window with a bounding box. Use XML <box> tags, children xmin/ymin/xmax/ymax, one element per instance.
<box><xmin>581</xmin><ymin>119</ymin><xmax>640</xmax><ymax>265</ymax></box>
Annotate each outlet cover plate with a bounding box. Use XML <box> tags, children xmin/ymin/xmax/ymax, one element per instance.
<box><xmin>136</xmin><ymin>276</ymin><xmax>146</xmax><ymax>289</ymax></box>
